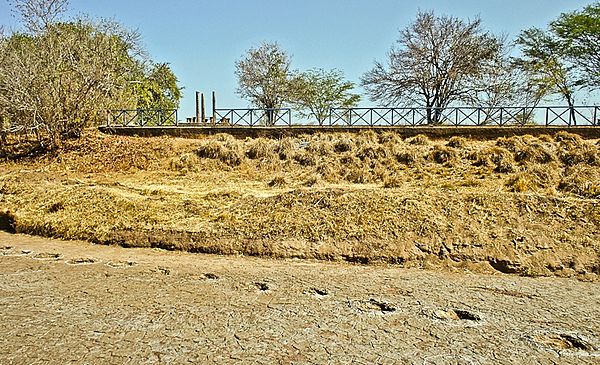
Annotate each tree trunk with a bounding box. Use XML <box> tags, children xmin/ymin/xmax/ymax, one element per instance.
<box><xmin>567</xmin><ymin>98</ymin><xmax>576</xmax><ymax>126</ymax></box>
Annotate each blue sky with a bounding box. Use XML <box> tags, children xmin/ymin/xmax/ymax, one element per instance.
<box><xmin>0</xmin><ymin>0</ymin><xmax>594</xmax><ymax>118</ymax></box>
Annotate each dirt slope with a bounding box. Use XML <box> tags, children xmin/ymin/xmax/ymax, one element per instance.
<box><xmin>0</xmin><ymin>130</ymin><xmax>599</xmax><ymax>280</ymax></box>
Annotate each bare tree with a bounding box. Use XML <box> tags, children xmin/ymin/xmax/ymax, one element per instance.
<box><xmin>11</xmin><ymin>0</ymin><xmax>70</xmax><ymax>33</ymax></box>
<box><xmin>235</xmin><ymin>42</ymin><xmax>294</xmax><ymax>125</ymax></box>
<box><xmin>361</xmin><ymin>11</ymin><xmax>501</xmax><ymax>124</ymax></box>
<box><xmin>0</xmin><ymin>20</ymin><xmax>145</xmax><ymax>146</ymax></box>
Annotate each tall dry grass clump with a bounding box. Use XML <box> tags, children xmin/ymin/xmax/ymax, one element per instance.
<box><xmin>555</xmin><ymin>132</ymin><xmax>600</xmax><ymax>166</ymax></box>
<box><xmin>333</xmin><ymin>138</ymin><xmax>354</xmax><ymax>153</ymax></box>
<box><xmin>275</xmin><ymin>137</ymin><xmax>296</xmax><ymax>160</ymax></box>
<box><xmin>306</xmin><ymin>134</ymin><xmax>334</xmax><ymax>156</ymax></box>
<box><xmin>559</xmin><ymin>165</ymin><xmax>600</xmax><ymax>198</ymax></box>
<box><xmin>169</xmin><ymin>153</ymin><xmax>200</xmax><ymax>172</ymax></box>
<box><xmin>506</xmin><ymin>163</ymin><xmax>561</xmax><ymax>193</ymax></box>
<box><xmin>470</xmin><ymin>146</ymin><xmax>516</xmax><ymax>173</ymax></box>
<box><xmin>196</xmin><ymin>139</ymin><xmax>243</xmax><ymax>166</ymax></box>
<box><xmin>408</xmin><ymin>134</ymin><xmax>430</xmax><ymax>145</ymax></box>
<box><xmin>246</xmin><ymin>138</ymin><xmax>274</xmax><ymax>160</ymax></box>
<box><xmin>446</xmin><ymin>136</ymin><xmax>467</xmax><ymax>148</ymax></box>
<box><xmin>514</xmin><ymin>142</ymin><xmax>556</xmax><ymax>164</ymax></box>
<box><xmin>429</xmin><ymin>145</ymin><xmax>458</xmax><ymax>165</ymax></box>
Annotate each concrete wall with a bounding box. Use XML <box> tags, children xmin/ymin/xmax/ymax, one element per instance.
<box><xmin>98</xmin><ymin>125</ymin><xmax>600</xmax><ymax>140</ymax></box>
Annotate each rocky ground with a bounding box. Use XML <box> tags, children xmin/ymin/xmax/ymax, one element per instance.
<box><xmin>1</xmin><ymin>232</ymin><xmax>599</xmax><ymax>364</ymax></box>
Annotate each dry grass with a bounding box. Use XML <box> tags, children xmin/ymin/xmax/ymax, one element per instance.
<box><xmin>559</xmin><ymin>165</ymin><xmax>600</xmax><ymax>198</ymax></box>
<box><xmin>506</xmin><ymin>163</ymin><xmax>561</xmax><ymax>193</ymax></box>
<box><xmin>1</xmin><ymin>129</ymin><xmax>599</xmax><ymax>279</ymax></box>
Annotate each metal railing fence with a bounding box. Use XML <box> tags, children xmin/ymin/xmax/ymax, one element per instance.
<box><xmin>213</xmin><ymin>108</ymin><xmax>292</xmax><ymax>127</ymax></box>
<box><xmin>107</xmin><ymin>109</ymin><xmax>178</xmax><ymax>127</ymax></box>
<box><xmin>105</xmin><ymin>106</ymin><xmax>600</xmax><ymax>128</ymax></box>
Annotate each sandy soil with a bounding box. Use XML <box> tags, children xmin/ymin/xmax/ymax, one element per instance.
<box><xmin>1</xmin><ymin>232</ymin><xmax>599</xmax><ymax>364</ymax></box>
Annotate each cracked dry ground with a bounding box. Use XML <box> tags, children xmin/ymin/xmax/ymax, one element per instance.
<box><xmin>0</xmin><ymin>232</ymin><xmax>599</xmax><ymax>365</ymax></box>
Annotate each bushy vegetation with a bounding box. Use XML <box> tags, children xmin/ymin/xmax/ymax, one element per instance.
<box><xmin>0</xmin><ymin>0</ymin><xmax>181</xmax><ymax>149</ymax></box>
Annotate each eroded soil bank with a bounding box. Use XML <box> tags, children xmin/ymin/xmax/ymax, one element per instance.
<box><xmin>1</xmin><ymin>233</ymin><xmax>599</xmax><ymax>364</ymax></box>
<box><xmin>1</xmin><ymin>130</ymin><xmax>599</xmax><ymax>280</ymax></box>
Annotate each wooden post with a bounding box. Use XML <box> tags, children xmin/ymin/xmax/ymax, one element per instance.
<box><xmin>195</xmin><ymin>91</ymin><xmax>201</xmax><ymax>124</ymax></box>
<box><xmin>212</xmin><ymin>91</ymin><xmax>216</xmax><ymax>125</ymax></box>
<box><xmin>201</xmin><ymin>93</ymin><xmax>206</xmax><ymax>124</ymax></box>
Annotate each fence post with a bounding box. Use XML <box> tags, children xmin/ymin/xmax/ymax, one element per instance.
<box><xmin>212</xmin><ymin>91</ymin><xmax>216</xmax><ymax>126</ymax></box>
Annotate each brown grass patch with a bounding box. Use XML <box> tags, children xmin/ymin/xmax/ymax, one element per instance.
<box><xmin>559</xmin><ymin>165</ymin><xmax>600</xmax><ymax>198</ymax></box>
<box><xmin>506</xmin><ymin>164</ymin><xmax>561</xmax><ymax>193</ymax></box>
<box><xmin>2</xmin><ymin>129</ymin><xmax>600</xmax><ymax>279</ymax></box>
<box><xmin>408</xmin><ymin>134</ymin><xmax>430</xmax><ymax>145</ymax></box>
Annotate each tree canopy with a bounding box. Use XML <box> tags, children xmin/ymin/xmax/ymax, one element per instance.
<box><xmin>361</xmin><ymin>11</ymin><xmax>502</xmax><ymax>123</ymax></box>
<box><xmin>515</xmin><ymin>3</ymin><xmax>600</xmax><ymax>123</ymax></box>
<box><xmin>289</xmin><ymin>69</ymin><xmax>360</xmax><ymax>125</ymax></box>
<box><xmin>0</xmin><ymin>0</ymin><xmax>181</xmax><ymax>147</ymax></box>
<box><xmin>235</xmin><ymin>42</ymin><xmax>293</xmax><ymax>111</ymax></box>
<box><xmin>550</xmin><ymin>2</ymin><xmax>600</xmax><ymax>87</ymax></box>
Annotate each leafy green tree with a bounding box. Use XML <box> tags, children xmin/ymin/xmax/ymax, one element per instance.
<box><xmin>516</xmin><ymin>3</ymin><xmax>600</xmax><ymax>124</ymax></box>
<box><xmin>132</xmin><ymin>63</ymin><xmax>181</xmax><ymax>111</ymax></box>
<box><xmin>551</xmin><ymin>2</ymin><xmax>600</xmax><ymax>87</ymax></box>
<box><xmin>516</xmin><ymin>28</ymin><xmax>581</xmax><ymax>100</ymax></box>
<box><xmin>289</xmin><ymin>69</ymin><xmax>360</xmax><ymax>125</ymax></box>
<box><xmin>466</xmin><ymin>43</ymin><xmax>547</xmax><ymax>124</ymax></box>
<box><xmin>235</xmin><ymin>42</ymin><xmax>294</xmax><ymax>124</ymax></box>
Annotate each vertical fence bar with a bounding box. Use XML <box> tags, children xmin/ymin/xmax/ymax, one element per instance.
<box><xmin>455</xmin><ymin>108</ymin><xmax>459</xmax><ymax>127</ymax></box>
<box><xmin>572</xmin><ymin>106</ymin><xmax>576</xmax><ymax>127</ymax></box>
<box><xmin>212</xmin><ymin>91</ymin><xmax>216</xmax><ymax>125</ymax></box>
